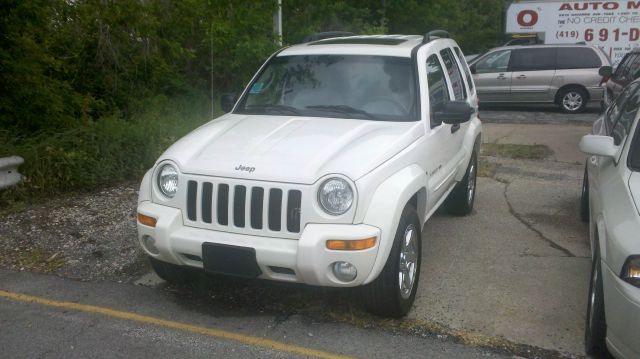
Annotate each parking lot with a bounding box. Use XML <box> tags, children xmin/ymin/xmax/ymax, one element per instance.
<box><xmin>0</xmin><ymin>107</ymin><xmax>599</xmax><ymax>358</ymax></box>
<box><xmin>416</xmin><ymin>119</ymin><xmax>592</xmax><ymax>355</ymax></box>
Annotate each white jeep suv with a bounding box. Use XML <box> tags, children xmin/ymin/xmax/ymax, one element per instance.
<box><xmin>137</xmin><ymin>32</ymin><xmax>481</xmax><ymax>317</ymax></box>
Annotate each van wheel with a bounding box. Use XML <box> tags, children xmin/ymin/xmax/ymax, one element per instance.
<box><xmin>360</xmin><ymin>205</ymin><xmax>421</xmax><ymax>318</ymax></box>
<box><xmin>558</xmin><ymin>87</ymin><xmax>588</xmax><ymax>113</ymax></box>
<box><xmin>150</xmin><ymin>257</ymin><xmax>192</xmax><ymax>284</ymax></box>
<box><xmin>446</xmin><ymin>151</ymin><xmax>477</xmax><ymax>216</ymax></box>
<box><xmin>581</xmin><ymin>165</ymin><xmax>589</xmax><ymax>223</ymax></box>
<box><xmin>585</xmin><ymin>248</ymin><xmax>607</xmax><ymax>355</ymax></box>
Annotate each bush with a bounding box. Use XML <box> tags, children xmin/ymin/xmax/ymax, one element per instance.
<box><xmin>0</xmin><ymin>95</ymin><xmax>211</xmax><ymax>204</ymax></box>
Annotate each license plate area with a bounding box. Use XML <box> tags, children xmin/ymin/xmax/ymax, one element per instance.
<box><xmin>201</xmin><ymin>243</ymin><xmax>262</xmax><ymax>278</ymax></box>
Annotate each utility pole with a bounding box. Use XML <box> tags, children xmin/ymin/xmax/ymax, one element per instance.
<box><xmin>274</xmin><ymin>0</ymin><xmax>282</xmax><ymax>46</ymax></box>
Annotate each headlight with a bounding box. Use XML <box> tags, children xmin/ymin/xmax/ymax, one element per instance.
<box><xmin>318</xmin><ymin>177</ymin><xmax>353</xmax><ymax>215</ymax></box>
<box><xmin>157</xmin><ymin>164</ymin><xmax>179</xmax><ymax>198</ymax></box>
<box><xmin>621</xmin><ymin>255</ymin><xmax>640</xmax><ymax>287</ymax></box>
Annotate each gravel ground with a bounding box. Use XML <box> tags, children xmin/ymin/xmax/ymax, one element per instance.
<box><xmin>0</xmin><ymin>183</ymin><xmax>148</xmax><ymax>282</ymax></box>
<box><xmin>0</xmin><ymin>172</ymin><xmax>576</xmax><ymax>359</ymax></box>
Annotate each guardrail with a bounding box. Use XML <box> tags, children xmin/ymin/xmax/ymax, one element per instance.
<box><xmin>0</xmin><ymin>156</ymin><xmax>24</xmax><ymax>189</ymax></box>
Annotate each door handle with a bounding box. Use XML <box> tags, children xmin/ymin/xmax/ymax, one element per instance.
<box><xmin>516</xmin><ymin>74</ymin><xmax>527</xmax><ymax>79</ymax></box>
<box><xmin>451</xmin><ymin>123</ymin><xmax>460</xmax><ymax>133</ymax></box>
<box><xmin>497</xmin><ymin>73</ymin><xmax>507</xmax><ymax>80</ymax></box>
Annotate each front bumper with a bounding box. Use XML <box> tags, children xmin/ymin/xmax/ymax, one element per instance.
<box><xmin>137</xmin><ymin>201</ymin><xmax>381</xmax><ymax>287</ymax></box>
<box><xmin>603</xmin><ymin>261</ymin><xmax>640</xmax><ymax>359</ymax></box>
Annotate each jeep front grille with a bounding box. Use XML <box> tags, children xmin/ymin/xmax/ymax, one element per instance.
<box><xmin>185</xmin><ymin>179</ymin><xmax>303</xmax><ymax>237</ymax></box>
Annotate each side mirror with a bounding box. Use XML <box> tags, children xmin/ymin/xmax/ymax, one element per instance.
<box><xmin>470</xmin><ymin>65</ymin><xmax>477</xmax><ymax>74</ymax></box>
<box><xmin>434</xmin><ymin>101</ymin><xmax>474</xmax><ymax>125</ymax></box>
<box><xmin>579</xmin><ymin>135</ymin><xmax>617</xmax><ymax>158</ymax></box>
<box><xmin>220</xmin><ymin>94</ymin><xmax>237</xmax><ymax>113</ymax></box>
<box><xmin>598</xmin><ymin>66</ymin><xmax>613</xmax><ymax>77</ymax></box>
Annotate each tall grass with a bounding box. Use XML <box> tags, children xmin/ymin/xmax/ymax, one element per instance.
<box><xmin>0</xmin><ymin>95</ymin><xmax>215</xmax><ymax>206</ymax></box>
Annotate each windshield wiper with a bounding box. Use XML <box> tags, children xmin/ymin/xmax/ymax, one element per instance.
<box><xmin>306</xmin><ymin>105</ymin><xmax>376</xmax><ymax>120</ymax></box>
<box><xmin>244</xmin><ymin>104</ymin><xmax>302</xmax><ymax>115</ymax></box>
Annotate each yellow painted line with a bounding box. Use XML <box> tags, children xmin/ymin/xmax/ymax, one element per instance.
<box><xmin>0</xmin><ymin>290</ymin><xmax>353</xmax><ymax>359</ymax></box>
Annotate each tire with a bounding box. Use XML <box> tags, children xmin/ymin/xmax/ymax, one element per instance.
<box><xmin>581</xmin><ymin>165</ymin><xmax>590</xmax><ymax>223</ymax></box>
<box><xmin>558</xmin><ymin>87</ymin><xmax>588</xmax><ymax>113</ymax></box>
<box><xmin>585</xmin><ymin>248</ymin><xmax>607</xmax><ymax>355</ymax></box>
<box><xmin>445</xmin><ymin>151</ymin><xmax>477</xmax><ymax>216</ymax></box>
<box><xmin>150</xmin><ymin>257</ymin><xmax>192</xmax><ymax>284</ymax></box>
<box><xmin>361</xmin><ymin>205</ymin><xmax>422</xmax><ymax>318</ymax></box>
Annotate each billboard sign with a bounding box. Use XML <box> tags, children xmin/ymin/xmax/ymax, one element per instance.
<box><xmin>506</xmin><ymin>1</ymin><xmax>640</xmax><ymax>65</ymax></box>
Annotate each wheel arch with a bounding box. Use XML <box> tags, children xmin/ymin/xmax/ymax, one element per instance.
<box><xmin>361</xmin><ymin>164</ymin><xmax>428</xmax><ymax>284</ymax></box>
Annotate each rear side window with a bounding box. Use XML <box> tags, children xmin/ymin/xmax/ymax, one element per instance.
<box><xmin>629</xmin><ymin>55</ymin><xmax>640</xmax><ymax>80</ymax></box>
<box><xmin>606</xmin><ymin>82</ymin><xmax>640</xmax><ymax>133</ymax></box>
<box><xmin>614</xmin><ymin>54</ymin><xmax>636</xmax><ymax>79</ymax></box>
<box><xmin>556</xmin><ymin>48</ymin><xmax>601</xmax><ymax>69</ymax></box>
<box><xmin>426</xmin><ymin>54</ymin><xmax>450</xmax><ymax>125</ymax></box>
<box><xmin>454</xmin><ymin>47</ymin><xmax>474</xmax><ymax>91</ymax></box>
<box><xmin>440</xmin><ymin>48</ymin><xmax>466</xmax><ymax>100</ymax></box>
<box><xmin>611</xmin><ymin>84</ymin><xmax>640</xmax><ymax>146</ymax></box>
<box><xmin>509</xmin><ymin>48</ymin><xmax>556</xmax><ymax>71</ymax></box>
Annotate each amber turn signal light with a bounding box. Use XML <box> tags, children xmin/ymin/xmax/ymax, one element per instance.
<box><xmin>137</xmin><ymin>213</ymin><xmax>157</xmax><ymax>227</ymax></box>
<box><xmin>326</xmin><ymin>237</ymin><xmax>376</xmax><ymax>250</ymax></box>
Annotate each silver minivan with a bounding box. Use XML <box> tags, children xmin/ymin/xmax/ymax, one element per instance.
<box><xmin>469</xmin><ymin>44</ymin><xmax>611</xmax><ymax>113</ymax></box>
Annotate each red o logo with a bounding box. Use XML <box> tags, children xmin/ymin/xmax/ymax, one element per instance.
<box><xmin>517</xmin><ymin>10</ymin><xmax>538</xmax><ymax>27</ymax></box>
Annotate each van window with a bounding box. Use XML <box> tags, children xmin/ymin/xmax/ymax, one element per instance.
<box><xmin>556</xmin><ymin>48</ymin><xmax>601</xmax><ymax>69</ymax></box>
<box><xmin>440</xmin><ymin>48</ymin><xmax>467</xmax><ymax>100</ymax></box>
<box><xmin>509</xmin><ymin>48</ymin><xmax>556</xmax><ymax>71</ymax></box>
<box><xmin>474</xmin><ymin>50</ymin><xmax>511</xmax><ymax>74</ymax></box>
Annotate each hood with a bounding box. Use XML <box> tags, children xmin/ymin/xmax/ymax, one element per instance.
<box><xmin>158</xmin><ymin>114</ymin><xmax>422</xmax><ymax>184</ymax></box>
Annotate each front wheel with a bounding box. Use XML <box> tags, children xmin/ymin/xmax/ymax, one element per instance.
<box><xmin>360</xmin><ymin>205</ymin><xmax>422</xmax><ymax>318</ymax></box>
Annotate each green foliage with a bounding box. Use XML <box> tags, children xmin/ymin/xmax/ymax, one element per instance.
<box><xmin>0</xmin><ymin>95</ymin><xmax>211</xmax><ymax>200</ymax></box>
<box><xmin>283</xmin><ymin>0</ymin><xmax>504</xmax><ymax>53</ymax></box>
<box><xmin>0</xmin><ymin>0</ymin><xmax>506</xmax><ymax>206</ymax></box>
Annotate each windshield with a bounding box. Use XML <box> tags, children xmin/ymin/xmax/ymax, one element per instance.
<box><xmin>235</xmin><ymin>55</ymin><xmax>417</xmax><ymax>122</ymax></box>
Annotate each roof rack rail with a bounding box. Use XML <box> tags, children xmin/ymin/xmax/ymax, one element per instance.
<box><xmin>302</xmin><ymin>31</ymin><xmax>356</xmax><ymax>43</ymax></box>
<box><xmin>423</xmin><ymin>30</ymin><xmax>451</xmax><ymax>43</ymax></box>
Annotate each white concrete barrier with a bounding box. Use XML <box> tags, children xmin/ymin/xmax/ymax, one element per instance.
<box><xmin>0</xmin><ymin>156</ymin><xmax>24</xmax><ymax>189</ymax></box>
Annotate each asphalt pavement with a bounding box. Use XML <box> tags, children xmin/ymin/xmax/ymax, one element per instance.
<box><xmin>411</xmin><ymin>113</ymin><xmax>596</xmax><ymax>355</ymax></box>
<box><xmin>0</xmin><ymin>270</ymin><xmax>507</xmax><ymax>359</ymax></box>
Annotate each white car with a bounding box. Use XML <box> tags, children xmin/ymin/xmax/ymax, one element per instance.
<box><xmin>580</xmin><ymin>79</ymin><xmax>640</xmax><ymax>358</ymax></box>
<box><xmin>136</xmin><ymin>32</ymin><xmax>482</xmax><ymax>317</ymax></box>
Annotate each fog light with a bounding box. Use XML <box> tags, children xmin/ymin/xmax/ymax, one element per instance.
<box><xmin>621</xmin><ymin>255</ymin><xmax>640</xmax><ymax>287</ymax></box>
<box><xmin>142</xmin><ymin>235</ymin><xmax>159</xmax><ymax>255</ymax></box>
<box><xmin>332</xmin><ymin>261</ymin><xmax>357</xmax><ymax>282</ymax></box>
